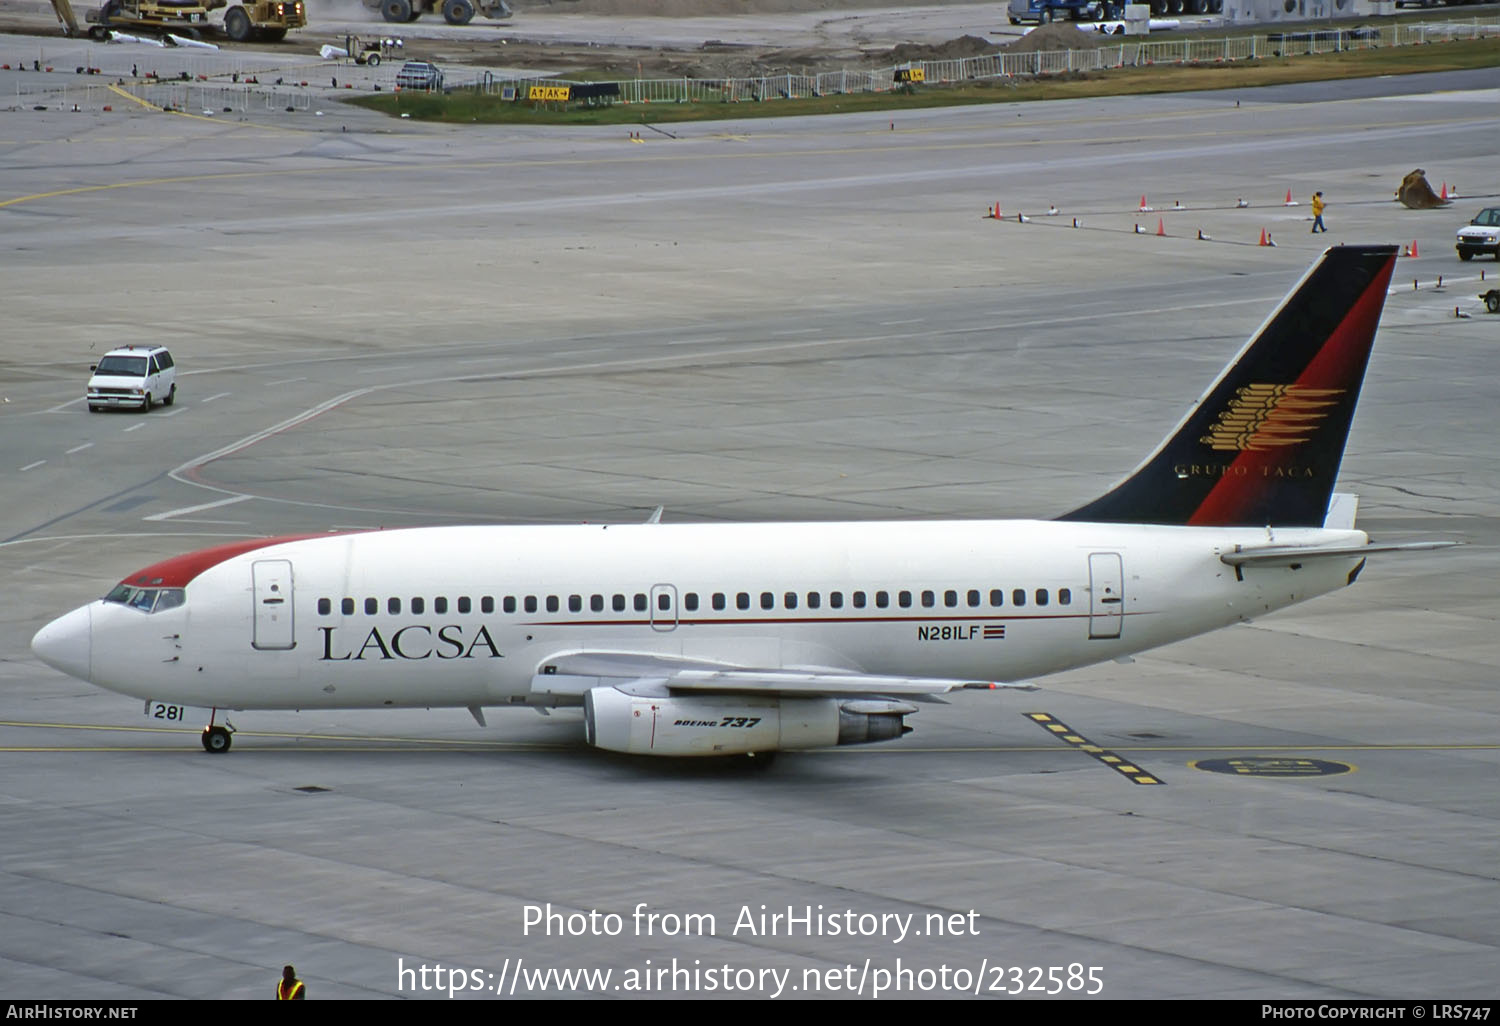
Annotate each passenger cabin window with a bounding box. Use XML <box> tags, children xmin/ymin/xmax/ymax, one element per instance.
<box><xmin>365</xmin><ymin>598</ymin><xmax>377</xmax><ymax>615</ymax></box>
<box><xmin>342</xmin><ymin>598</ymin><xmax>355</xmax><ymax>616</ymax></box>
<box><xmin>684</xmin><ymin>593</ymin><xmax>699</xmax><ymax>611</ymax></box>
<box><xmin>388</xmin><ymin>597</ymin><xmax>401</xmax><ymax>615</ymax></box>
<box><xmin>921</xmin><ymin>590</ymin><xmax>935</xmax><ymax>608</ymax></box>
<box><xmin>784</xmin><ymin>592</ymin><xmax>797</xmax><ymax>610</ymax></box>
<box><xmin>546</xmin><ymin>596</ymin><xmax>559</xmax><ymax>613</ymax></box>
<box><xmin>458</xmin><ymin>597</ymin><xmax>471</xmax><ymax>614</ymax></box>
<box><xmin>318</xmin><ymin>598</ymin><xmax>331</xmax><ymax>616</ymax></box>
<box><xmin>898</xmin><ymin>591</ymin><xmax>912</xmax><ymax>608</ymax></box>
<box><xmin>1036</xmin><ymin>589</ymin><xmax>1049</xmax><ymax>606</ymax></box>
<box><xmin>967</xmin><ymin>589</ymin><xmax>981</xmax><ymax>608</ymax></box>
<box><xmin>434</xmin><ymin>597</ymin><xmax>448</xmax><ymax>615</ymax></box>
<box><xmin>737</xmin><ymin>593</ymin><xmax>751</xmax><ymax>610</ymax></box>
<box><xmin>830</xmin><ymin>591</ymin><xmax>843</xmax><ymax>609</ymax></box>
<box><xmin>486</xmin><ymin>597</ymin><xmax>498</xmax><ymax>614</ymax></box>
<box><xmin>713</xmin><ymin>593</ymin><xmax>726</xmax><ymax>611</ymax></box>
<box><xmin>635</xmin><ymin>594</ymin><xmax>648</xmax><ymax>612</ymax></box>
<box><xmin>990</xmin><ymin>589</ymin><xmax>1003</xmax><ymax>607</ymax></box>
<box><xmin>524</xmin><ymin>596</ymin><xmax>537</xmax><ymax>613</ymax></box>
<box><xmin>1012</xmin><ymin>589</ymin><xmax>1026</xmax><ymax>607</ymax></box>
<box><xmin>613</xmin><ymin>594</ymin><xmax>627</xmax><ymax>612</ymax></box>
<box><xmin>807</xmin><ymin>592</ymin><xmax>821</xmax><ymax>609</ymax></box>
<box><xmin>760</xmin><ymin>592</ymin><xmax>774</xmax><ymax>610</ymax></box>
<box><xmin>411</xmin><ymin>597</ymin><xmax>425</xmax><ymax>615</ymax></box>
<box><xmin>1059</xmin><ymin>588</ymin><xmax>1071</xmax><ymax>605</ymax></box>
<box><xmin>569</xmin><ymin>595</ymin><xmax>582</xmax><ymax>613</ymax></box>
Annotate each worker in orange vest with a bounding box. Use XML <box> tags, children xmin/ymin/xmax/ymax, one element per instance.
<box><xmin>1311</xmin><ymin>191</ymin><xmax>1327</xmax><ymax>233</ymax></box>
<box><xmin>277</xmin><ymin>965</ymin><xmax>305</xmax><ymax>1000</ymax></box>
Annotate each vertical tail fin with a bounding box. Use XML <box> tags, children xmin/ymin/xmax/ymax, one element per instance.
<box><xmin>1058</xmin><ymin>244</ymin><xmax>1399</xmax><ymax>528</ymax></box>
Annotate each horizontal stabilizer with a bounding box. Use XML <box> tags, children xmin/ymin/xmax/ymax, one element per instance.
<box><xmin>1221</xmin><ymin>540</ymin><xmax>1459</xmax><ymax>568</ymax></box>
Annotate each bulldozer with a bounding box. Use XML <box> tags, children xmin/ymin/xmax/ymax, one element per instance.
<box><xmin>212</xmin><ymin>0</ymin><xmax>306</xmax><ymax>43</ymax></box>
<box><xmin>52</xmin><ymin>0</ymin><xmax>303</xmax><ymax>42</ymax></box>
<box><xmin>364</xmin><ymin>0</ymin><xmax>512</xmax><ymax>26</ymax></box>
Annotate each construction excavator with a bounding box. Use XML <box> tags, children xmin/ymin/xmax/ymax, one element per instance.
<box><xmin>50</xmin><ymin>0</ymin><xmax>305</xmax><ymax>43</ymax></box>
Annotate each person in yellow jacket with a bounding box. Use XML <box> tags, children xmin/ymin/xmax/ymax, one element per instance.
<box><xmin>1311</xmin><ymin>191</ymin><xmax>1327</xmax><ymax>233</ymax></box>
<box><xmin>277</xmin><ymin>964</ymin><xmax>305</xmax><ymax>1000</ymax></box>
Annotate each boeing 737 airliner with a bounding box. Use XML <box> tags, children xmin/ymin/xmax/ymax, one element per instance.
<box><xmin>32</xmin><ymin>245</ymin><xmax>1446</xmax><ymax>758</ymax></box>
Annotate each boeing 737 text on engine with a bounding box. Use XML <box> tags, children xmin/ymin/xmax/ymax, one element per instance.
<box><xmin>32</xmin><ymin>246</ymin><xmax>1450</xmax><ymax>759</ymax></box>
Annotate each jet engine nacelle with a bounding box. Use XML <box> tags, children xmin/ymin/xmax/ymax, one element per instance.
<box><xmin>583</xmin><ymin>687</ymin><xmax>914</xmax><ymax>757</ymax></box>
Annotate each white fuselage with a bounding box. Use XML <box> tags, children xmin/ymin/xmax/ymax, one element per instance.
<box><xmin>65</xmin><ymin>520</ymin><xmax>1366</xmax><ymax>710</ymax></box>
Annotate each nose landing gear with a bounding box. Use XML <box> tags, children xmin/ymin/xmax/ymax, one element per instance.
<box><xmin>201</xmin><ymin>710</ymin><xmax>235</xmax><ymax>753</ymax></box>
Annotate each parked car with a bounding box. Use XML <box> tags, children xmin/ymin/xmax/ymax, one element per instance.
<box><xmin>86</xmin><ymin>345</ymin><xmax>176</xmax><ymax>412</ymax></box>
<box><xmin>395</xmin><ymin>60</ymin><xmax>444</xmax><ymax>91</ymax></box>
<box><xmin>1455</xmin><ymin>207</ymin><xmax>1500</xmax><ymax>261</ymax></box>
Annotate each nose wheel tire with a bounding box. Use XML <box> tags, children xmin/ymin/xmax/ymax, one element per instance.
<box><xmin>202</xmin><ymin>725</ymin><xmax>233</xmax><ymax>753</ymax></box>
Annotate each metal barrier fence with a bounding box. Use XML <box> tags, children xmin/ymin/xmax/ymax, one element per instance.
<box><xmin>9</xmin><ymin>78</ymin><xmax>312</xmax><ymax>112</ymax></box>
<box><xmin>473</xmin><ymin>15</ymin><xmax>1500</xmax><ymax>104</ymax></box>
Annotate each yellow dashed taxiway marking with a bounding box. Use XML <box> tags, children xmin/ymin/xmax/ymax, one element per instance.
<box><xmin>1025</xmin><ymin>711</ymin><xmax>1166</xmax><ymax>785</ymax></box>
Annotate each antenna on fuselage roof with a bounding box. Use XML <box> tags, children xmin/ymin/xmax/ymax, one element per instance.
<box><xmin>645</xmin><ymin>505</ymin><xmax>664</xmax><ymax>524</ymax></box>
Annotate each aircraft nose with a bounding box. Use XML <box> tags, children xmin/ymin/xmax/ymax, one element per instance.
<box><xmin>32</xmin><ymin>605</ymin><xmax>92</xmax><ymax>682</ymax></box>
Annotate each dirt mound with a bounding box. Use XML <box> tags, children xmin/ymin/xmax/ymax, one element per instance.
<box><xmin>1001</xmin><ymin>21</ymin><xmax>1105</xmax><ymax>53</ymax></box>
<box><xmin>1396</xmin><ymin>168</ymin><xmax>1449</xmax><ymax>209</ymax></box>
<box><xmin>887</xmin><ymin>34</ymin><xmax>997</xmax><ymax>64</ymax></box>
<box><xmin>528</xmin><ymin>0</ymin><xmax>971</xmax><ymax>14</ymax></box>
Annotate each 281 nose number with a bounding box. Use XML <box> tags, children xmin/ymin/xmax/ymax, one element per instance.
<box><xmin>144</xmin><ymin>701</ymin><xmax>187</xmax><ymax>722</ymax></box>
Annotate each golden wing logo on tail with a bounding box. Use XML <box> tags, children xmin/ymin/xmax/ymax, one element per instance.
<box><xmin>1199</xmin><ymin>384</ymin><xmax>1344</xmax><ymax>452</ymax></box>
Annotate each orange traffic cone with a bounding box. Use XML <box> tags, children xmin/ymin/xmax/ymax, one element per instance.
<box><xmin>1404</xmin><ymin>239</ymin><xmax>1419</xmax><ymax>258</ymax></box>
<box><xmin>1283</xmin><ymin>189</ymin><xmax>1296</xmax><ymax>206</ymax></box>
<box><xmin>1441</xmin><ymin>182</ymin><xmax>1449</xmax><ymax>201</ymax></box>
<box><xmin>1156</xmin><ymin>218</ymin><xmax>1166</xmax><ymax>237</ymax></box>
<box><xmin>1138</xmin><ymin>195</ymin><xmax>1151</xmax><ymax>212</ymax></box>
<box><xmin>1258</xmin><ymin>228</ymin><xmax>1267</xmax><ymax>246</ymax></box>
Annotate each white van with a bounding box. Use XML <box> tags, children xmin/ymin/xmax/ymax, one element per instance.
<box><xmin>86</xmin><ymin>346</ymin><xmax>177</xmax><ymax>411</ymax></box>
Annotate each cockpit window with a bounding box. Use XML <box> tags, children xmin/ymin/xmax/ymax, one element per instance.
<box><xmin>104</xmin><ymin>584</ymin><xmax>185</xmax><ymax>613</ymax></box>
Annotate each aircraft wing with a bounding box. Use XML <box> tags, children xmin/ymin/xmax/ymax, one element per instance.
<box><xmin>529</xmin><ymin>650</ymin><xmax>1035</xmax><ymax>701</ymax></box>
